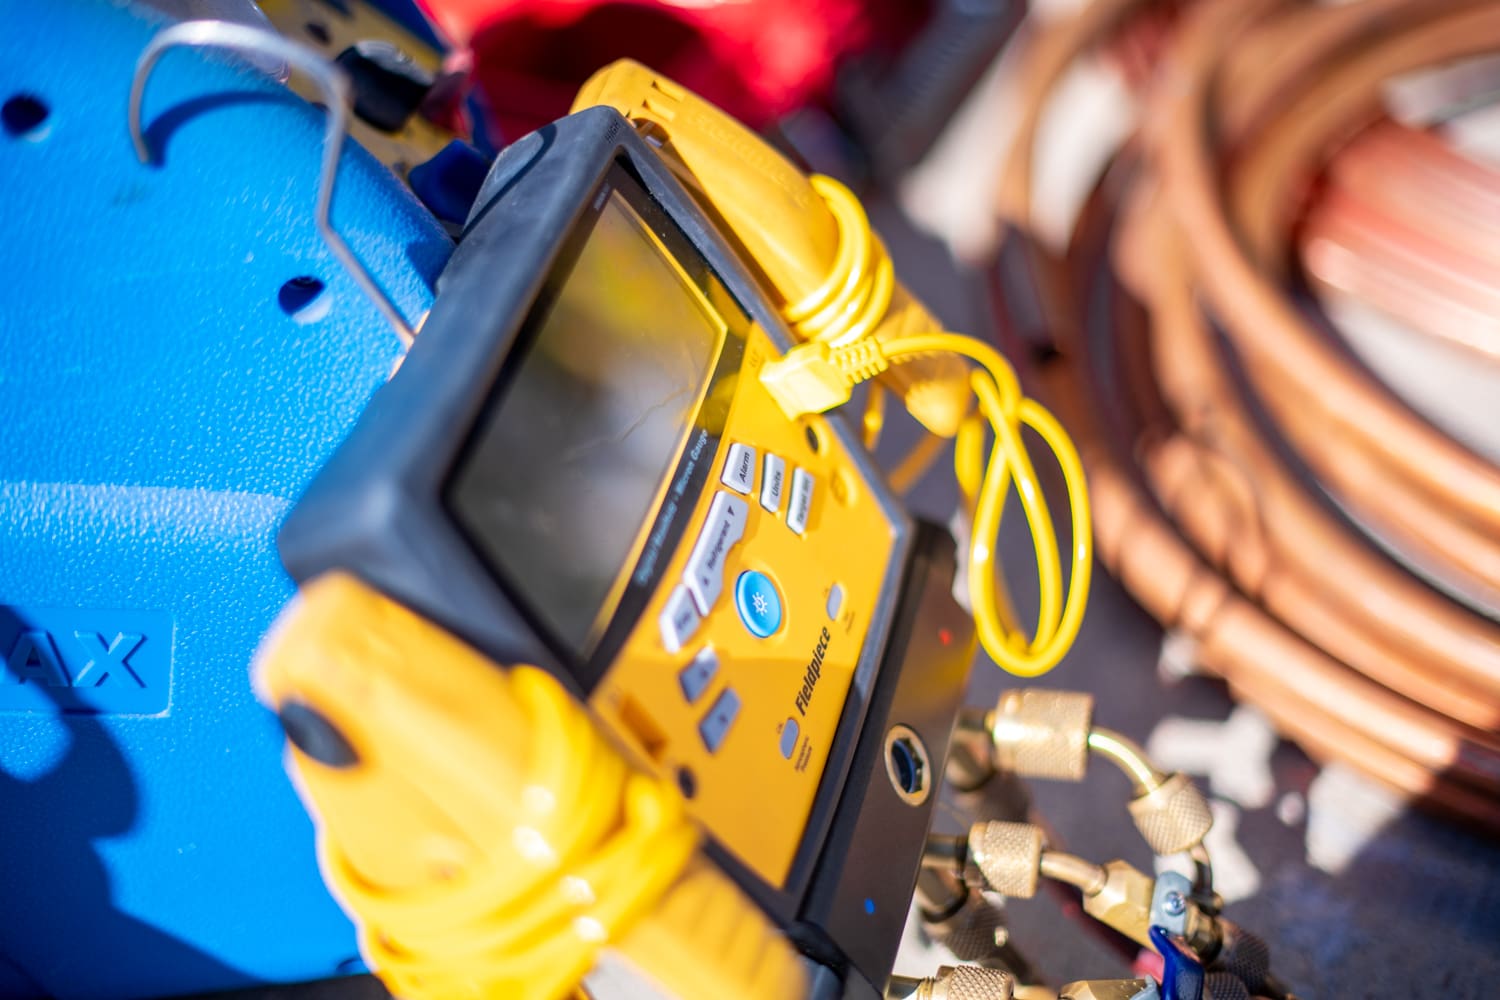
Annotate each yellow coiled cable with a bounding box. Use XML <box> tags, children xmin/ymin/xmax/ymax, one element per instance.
<box><xmin>325</xmin><ymin>666</ymin><xmax>700</xmax><ymax>999</ymax></box>
<box><xmin>765</xmin><ymin>177</ymin><xmax>1093</xmax><ymax>678</ymax></box>
<box><xmin>259</xmin><ymin>575</ymin><xmax>714</xmax><ymax>1000</ymax></box>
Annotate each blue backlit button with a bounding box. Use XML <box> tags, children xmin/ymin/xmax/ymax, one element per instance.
<box><xmin>678</xmin><ymin>648</ymin><xmax>720</xmax><ymax>703</ymax></box>
<box><xmin>786</xmin><ymin>467</ymin><xmax>814</xmax><ymax>535</ymax></box>
<box><xmin>720</xmin><ymin>442</ymin><xmax>756</xmax><ymax>494</ymax></box>
<box><xmin>699</xmin><ymin>687</ymin><xmax>741</xmax><ymax>752</ymax></box>
<box><xmin>734</xmin><ymin>570</ymin><xmax>783</xmax><ymax>638</ymax></box>
<box><xmin>779</xmin><ymin>717</ymin><xmax>800</xmax><ymax>759</ymax></box>
<box><xmin>659</xmin><ymin>586</ymin><xmax>701</xmax><ymax>653</ymax></box>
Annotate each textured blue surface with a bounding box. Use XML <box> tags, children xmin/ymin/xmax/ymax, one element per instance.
<box><xmin>0</xmin><ymin>1</ymin><xmax>450</xmax><ymax>996</ymax></box>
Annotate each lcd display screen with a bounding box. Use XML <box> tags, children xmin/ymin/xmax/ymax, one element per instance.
<box><xmin>448</xmin><ymin>184</ymin><xmax>726</xmax><ymax>657</ymax></box>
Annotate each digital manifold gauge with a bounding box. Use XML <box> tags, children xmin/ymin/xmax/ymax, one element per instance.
<box><xmin>279</xmin><ymin>106</ymin><xmax>976</xmax><ymax>993</ymax></box>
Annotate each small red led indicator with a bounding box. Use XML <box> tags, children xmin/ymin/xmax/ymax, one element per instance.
<box><xmin>938</xmin><ymin>628</ymin><xmax>952</xmax><ymax>646</ymax></box>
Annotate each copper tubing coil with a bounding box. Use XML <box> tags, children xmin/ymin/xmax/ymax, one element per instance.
<box><xmin>1160</xmin><ymin>0</ymin><xmax>1500</xmax><ymax>607</ymax></box>
<box><xmin>985</xmin><ymin>0</ymin><xmax>1500</xmax><ymax>827</ymax></box>
<box><xmin>1006</xmin><ymin>0</ymin><xmax>1500</xmax><ymax>605</ymax></box>
<box><xmin>1301</xmin><ymin>121</ymin><xmax>1500</xmax><ymax>363</ymax></box>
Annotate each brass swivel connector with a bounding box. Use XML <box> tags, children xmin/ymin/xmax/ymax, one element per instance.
<box><xmin>923</xmin><ymin>822</ymin><xmax>1228</xmax><ymax>968</ymax></box>
<box><xmin>924</xmin><ymin>823</ymin><xmax>1157</xmax><ymax>950</ymax></box>
<box><xmin>1058</xmin><ymin>980</ymin><xmax>1159</xmax><ymax>1000</ymax></box>
<box><xmin>961</xmin><ymin>691</ymin><xmax>1215</xmax><ymax>864</ymax></box>
<box><xmin>989</xmin><ymin>690</ymin><xmax>1092</xmax><ymax>781</ymax></box>
<box><xmin>887</xmin><ymin>965</ymin><xmax>1016</xmax><ymax>1000</ymax></box>
<box><xmin>965</xmin><ymin>820</ymin><xmax>1045</xmax><ymax>899</ymax></box>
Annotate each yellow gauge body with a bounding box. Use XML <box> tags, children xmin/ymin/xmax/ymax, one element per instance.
<box><xmin>250</xmin><ymin>51</ymin><xmax>1091</xmax><ymax>1000</ymax></box>
<box><xmin>590</xmin><ymin>321</ymin><xmax>898</xmax><ymax>886</ymax></box>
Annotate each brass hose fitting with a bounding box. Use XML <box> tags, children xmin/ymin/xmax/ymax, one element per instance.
<box><xmin>888</xmin><ymin>965</ymin><xmax>1016</xmax><ymax>1000</ymax></box>
<box><xmin>979</xmin><ymin>690</ymin><xmax>1215</xmax><ymax>870</ymax></box>
<box><xmin>1038</xmin><ymin>852</ymin><xmax>1107</xmax><ymax>896</ymax></box>
<box><xmin>1058</xmin><ymin>980</ymin><xmax>1158</xmax><ymax>1000</ymax></box>
<box><xmin>990</xmin><ymin>689</ymin><xmax>1093</xmax><ymax>781</ymax></box>
<box><xmin>927</xmin><ymin>826</ymin><xmax>1210</xmax><ymax>958</ymax></box>
<box><xmin>966</xmin><ymin>821</ymin><xmax>1044</xmax><ymax>899</ymax></box>
<box><xmin>948</xmin><ymin>706</ymin><xmax>1003</xmax><ymax>791</ymax></box>
<box><xmin>1126</xmin><ymin>771</ymin><xmax>1214</xmax><ymax>857</ymax></box>
<box><xmin>1079</xmin><ymin>861</ymin><xmax>1155</xmax><ymax>948</ymax></box>
<box><xmin>1086</xmin><ymin>730</ymin><xmax>1212</xmax><ymax>858</ymax></box>
<box><xmin>1084</xmin><ymin>727</ymin><xmax>1164</xmax><ymax>793</ymax></box>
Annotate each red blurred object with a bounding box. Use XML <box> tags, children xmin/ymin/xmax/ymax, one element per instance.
<box><xmin>417</xmin><ymin>0</ymin><xmax>878</xmax><ymax>141</ymax></box>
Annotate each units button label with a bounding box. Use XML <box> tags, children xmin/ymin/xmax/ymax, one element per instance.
<box><xmin>760</xmin><ymin>453</ymin><xmax>785</xmax><ymax>513</ymax></box>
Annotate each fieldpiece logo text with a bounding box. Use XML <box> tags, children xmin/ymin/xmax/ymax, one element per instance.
<box><xmin>794</xmin><ymin>627</ymin><xmax>831</xmax><ymax>717</ymax></box>
<box><xmin>0</xmin><ymin>607</ymin><xmax>172</xmax><ymax>715</ymax></box>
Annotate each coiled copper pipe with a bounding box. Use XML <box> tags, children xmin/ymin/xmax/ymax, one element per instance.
<box><xmin>988</xmin><ymin>0</ymin><xmax>1500</xmax><ymax>830</ymax></box>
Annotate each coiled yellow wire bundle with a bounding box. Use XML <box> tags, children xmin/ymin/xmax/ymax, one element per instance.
<box><xmin>258</xmin><ymin>575</ymin><xmax>719</xmax><ymax>1000</ymax></box>
<box><xmin>764</xmin><ymin>177</ymin><xmax>1092</xmax><ymax>677</ymax></box>
<box><xmin>327</xmin><ymin>669</ymin><xmax>699</xmax><ymax>999</ymax></box>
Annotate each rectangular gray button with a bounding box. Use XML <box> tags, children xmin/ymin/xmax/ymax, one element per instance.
<box><xmin>684</xmin><ymin>491</ymin><xmax>749</xmax><ymax>613</ymax></box>
<box><xmin>678</xmin><ymin>648</ymin><xmax>719</xmax><ymax>703</ymax></box>
<box><xmin>699</xmin><ymin>687</ymin><xmax>741</xmax><ymax>752</ymax></box>
<box><xmin>720</xmin><ymin>442</ymin><xmax>756</xmax><ymax>494</ymax></box>
<box><xmin>658</xmin><ymin>586</ymin><xmax>700</xmax><ymax>653</ymax></box>
<box><xmin>787</xmin><ymin>467</ymin><xmax>814</xmax><ymax>535</ymax></box>
<box><xmin>760</xmin><ymin>453</ymin><xmax>785</xmax><ymax>513</ymax></box>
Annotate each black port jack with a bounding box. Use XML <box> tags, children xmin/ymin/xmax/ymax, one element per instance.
<box><xmin>884</xmin><ymin>724</ymin><xmax>932</xmax><ymax>805</ymax></box>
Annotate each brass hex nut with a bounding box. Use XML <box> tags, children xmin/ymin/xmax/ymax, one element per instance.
<box><xmin>1081</xmin><ymin>860</ymin><xmax>1156</xmax><ymax>948</ymax></box>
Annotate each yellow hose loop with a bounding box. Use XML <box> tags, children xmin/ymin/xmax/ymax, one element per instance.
<box><xmin>325</xmin><ymin>667</ymin><xmax>699</xmax><ymax>1000</ymax></box>
<box><xmin>776</xmin><ymin>178</ymin><xmax>1093</xmax><ymax>677</ymax></box>
<box><xmin>879</xmin><ymin>335</ymin><xmax>1093</xmax><ymax>677</ymax></box>
<box><xmin>787</xmin><ymin>176</ymin><xmax>896</xmax><ymax>347</ymax></box>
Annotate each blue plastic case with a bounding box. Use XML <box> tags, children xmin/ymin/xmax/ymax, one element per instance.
<box><xmin>0</xmin><ymin>1</ymin><xmax>450</xmax><ymax>994</ymax></box>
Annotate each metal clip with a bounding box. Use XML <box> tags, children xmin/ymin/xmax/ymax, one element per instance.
<box><xmin>128</xmin><ymin>20</ymin><xmax>415</xmax><ymax>346</ymax></box>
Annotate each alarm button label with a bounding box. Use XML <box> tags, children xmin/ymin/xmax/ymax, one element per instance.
<box><xmin>720</xmin><ymin>443</ymin><xmax>756</xmax><ymax>494</ymax></box>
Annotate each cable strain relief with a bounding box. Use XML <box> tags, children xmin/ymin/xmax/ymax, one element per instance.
<box><xmin>831</xmin><ymin>339</ymin><xmax>890</xmax><ymax>383</ymax></box>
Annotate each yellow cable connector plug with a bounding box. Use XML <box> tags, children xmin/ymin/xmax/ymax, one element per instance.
<box><xmin>760</xmin><ymin>339</ymin><xmax>891</xmax><ymax>419</ymax></box>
